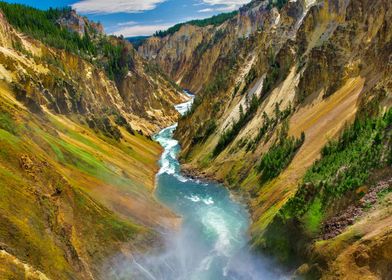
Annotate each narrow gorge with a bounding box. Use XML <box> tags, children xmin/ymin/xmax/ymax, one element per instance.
<box><xmin>107</xmin><ymin>94</ymin><xmax>285</xmax><ymax>279</ymax></box>
<box><xmin>0</xmin><ymin>0</ymin><xmax>391</xmax><ymax>279</ymax></box>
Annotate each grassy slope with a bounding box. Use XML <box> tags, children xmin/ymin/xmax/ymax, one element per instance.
<box><xmin>0</xmin><ymin>80</ymin><xmax>171</xmax><ymax>279</ymax></box>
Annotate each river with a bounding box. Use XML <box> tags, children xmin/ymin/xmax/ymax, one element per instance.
<box><xmin>112</xmin><ymin>93</ymin><xmax>284</xmax><ymax>280</ymax></box>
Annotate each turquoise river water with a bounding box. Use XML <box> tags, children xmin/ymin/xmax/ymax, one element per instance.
<box><xmin>111</xmin><ymin>93</ymin><xmax>285</xmax><ymax>280</ymax></box>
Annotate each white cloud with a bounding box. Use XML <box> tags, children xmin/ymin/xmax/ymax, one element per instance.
<box><xmin>200</xmin><ymin>0</ymin><xmax>250</xmax><ymax>12</ymax></box>
<box><xmin>72</xmin><ymin>0</ymin><xmax>166</xmax><ymax>14</ymax></box>
<box><xmin>198</xmin><ymin>5</ymin><xmax>239</xmax><ymax>13</ymax></box>
<box><xmin>117</xmin><ymin>21</ymin><xmax>137</xmax><ymax>26</ymax></box>
<box><xmin>198</xmin><ymin>8</ymin><xmax>214</xmax><ymax>13</ymax></box>
<box><xmin>202</xmin><ymin>0</ymin><xmax>249</xmax><ymax>5</ymax></box>
<box><xmin>111</xmin><ymin>23</ymin><xmax>174</xmax><ymax>37</ymax></box>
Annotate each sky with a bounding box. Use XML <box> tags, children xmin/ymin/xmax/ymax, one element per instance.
<box><xmin>3</xmin><ymin>0</ymin><xmax>251</xmax><ymax>37</ymax></box>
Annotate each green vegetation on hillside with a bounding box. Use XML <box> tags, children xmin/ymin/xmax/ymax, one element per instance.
<box><xmin>154</xmin><ymin>0</ymin><xmax>289</xmax><ymax>38</ymax></box>
<box><xmin>262</xmin><ymin>55</ymin><xmax>281</xmax><ymax>96</ymax></box>
<box><xmin>258</xmin><ymin>124</ymin><xmax>305</xmax><ymax>183</ymax></box>
<box><xmin>191</xmin><ymin>119</ymin><xmax>218</xmax><ymax>145</ymax></box>
<box><xmin>154</xmin><ymin>11</ymin><xmax>238</xmax><ymax>37</ymax></box>
<box><xmin>288</xmin><ymin>109</ymin><xmax>392</xmax><ymax>217</ymax></box>
<box><xmin>262</xmin><ymin>108</ymin><xmax>392</xmax><ymax>264</ymax></box>
<box><xmin>246</xmin><ymin>103</ymin><xmax>292</xmax><ymax>151</ymax></box>
<box><xmin>96</xmin><ymin>37</ymin><xmax>136</xmax><ymax>81</ymax></box>
<box><xmin>0</xmin><ymin>112</ymin><xmax>18</xmax><ymax>135</ymax></box>
<box><xmin>0</xmin><ymin>103</ymin><xmax>154</xmax><ymax>279</ymax></box>
<box><xmin>0</xmin><ymin>3</ymin><xmax>94</xmax><ymax>54</ymax></box>
<box><xmin>267</xmin><ymin>0</ymin><xmax>289</xmax><ymax>10</ymax></box>
<box><xmin>0</xmin><ymin>2</ymin><xmax>135</xmax><ymax>81</ymax></box>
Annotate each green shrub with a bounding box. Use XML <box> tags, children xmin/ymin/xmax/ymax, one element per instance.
<box><xmin>87</xmin><ymin>116</ymin><xmax>123</xmax><ymax>141</ymax></box>
<box><xmin>267</xmin><ymin>0</ymin><xmax>289</xmax><ymax>10</ymax></box>
<box><xmin>192</xmin><ymin>120</ymin><xmax>217</xmax><ymax>145</ymax></box>
<box><xmin>262</xmin><ymin>58</ymin><xmax>280</xmax><ymax>96</ymax></box>
<box><xmin>114</xmin><ymin>114</ymin><xmax>135</xmax><ymax>135</ymax></box>
<box><xmin>303</xmin><ymin>198</ymin><xmax>323</xmax><ymax>233</ymax></box>
<box><xmin>0</xmin><ymin>112</ymin><xmax>17</xmax><ymax>135</ymax></box>
<box><xmin>247</xmin><ymin>103</ymin><xmax>293</xmax><ymax>152</ymax></box>
<box><xmin>258</xmin><ymin>131</ymin><xmax>305</xmax><ymax>183</ymax></box>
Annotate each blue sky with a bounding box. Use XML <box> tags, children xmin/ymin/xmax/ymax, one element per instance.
<box><xmin>3</xmin><ymin>0</ymin><xmax>251</xmax><ymax>37</ymax></box>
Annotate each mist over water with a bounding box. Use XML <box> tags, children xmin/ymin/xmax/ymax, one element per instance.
<box><xmin>108</xmin><ymin>93</ymin><xmax>285</xmax><ymax>279</ymax></box>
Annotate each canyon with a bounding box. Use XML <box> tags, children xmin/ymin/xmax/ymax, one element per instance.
<box><xmin>0</xmin><ymin>0</ymin><xmax>391</xmax><ymax>279</ymax></box>
<box><xmin>140</xmin><ymin>0</ymin><xmax>392</xmax><ymax>279</ymax></box>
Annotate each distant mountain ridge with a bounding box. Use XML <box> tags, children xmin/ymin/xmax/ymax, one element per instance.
<box><xmin>127</xmin><ymin>36</ymin><xmax>150</xmax><ymax>48</ymax></box>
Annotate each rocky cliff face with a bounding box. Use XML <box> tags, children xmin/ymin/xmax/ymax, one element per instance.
<box><xmin>57</xmin><ymin>9</ymin><xmax>105</xmax><ymax>36</ymax></box>
<box><xmin>9</xmin><ymin>34</ymin><xmax>185</xmax><ymax>135</ymax></box>
<box><xmin>114</xmin><ymin>39</ymin><xmax>185</xmax><ymax>132</ymax></box>
<box><xmin>0</xmin><ymin>8</ymin><xmax>184</xmax><ymax>280</ymax></box>
<box><xmin>139</xmin><ymin>0</ymin><xmax>306</xmax><ymax>92</ymax></box>
<box><xmin>141</xmin><ymin>0</ymin><xmax>392</xmax><ymax>278</ymax></box>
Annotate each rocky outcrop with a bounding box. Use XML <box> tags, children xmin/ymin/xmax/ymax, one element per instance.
<box><xmin>57</xmin><ymin>9</ymin><xmax>104</xmax><ymax>36</ymax></box>
<box><xmin>322</xmin><ymin>177</ymin><xmax>392</xmax><ymax>240</ymax></box>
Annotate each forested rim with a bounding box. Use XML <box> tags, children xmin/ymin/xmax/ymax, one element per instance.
<box><xmin>153</xmin><ymin>11</ymin><xmax>238</xmax><ymax>38</ymax></box>
<box><xmin>153</xmin><ymin>0</ymin><xmax>290</xmax><ymax>38</ymax></box>
<box><xmin>0</xmin><ymin>2</ymin><xmax>136</xmax><ymax>81</ymax></box>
